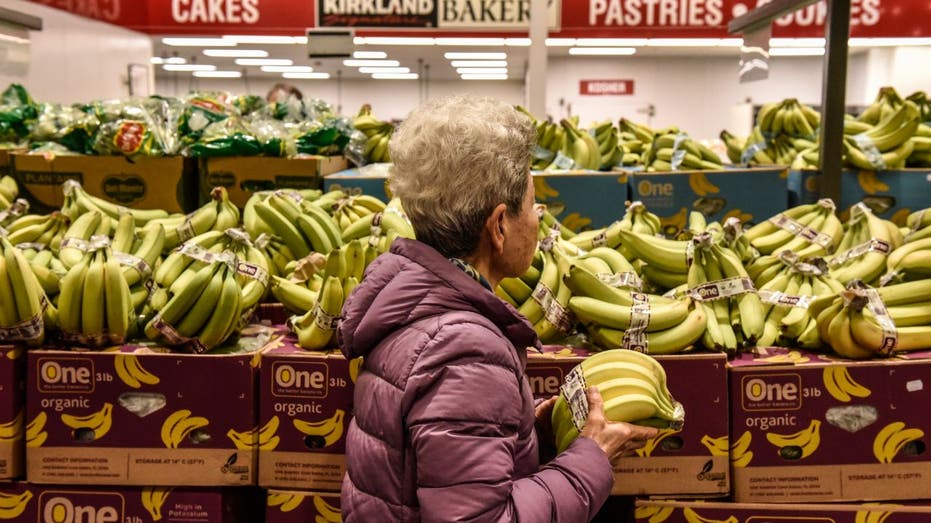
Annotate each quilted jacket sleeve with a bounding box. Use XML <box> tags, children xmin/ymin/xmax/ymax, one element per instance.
<box><xmin>406</xmin><ymin>322</ymin><xmax>614</xmax><ymax>523</ymax></box>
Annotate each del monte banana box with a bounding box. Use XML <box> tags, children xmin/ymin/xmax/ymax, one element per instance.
<box><xmin>0</xmin><ymin>482</ymin><xmax>263</xmax><ymax>522</ymax></box>
<box><xmin>201</xmin><ymin>155</ymin><xmax>348</xmax><ymax>209</ymax></box>
<box><xmin>526</xmin><ymin>346</ymin><xmax>730</xmax><ymax>497</ymax></box>
<box><xmin>266</xmin><ymin>489</ymin><xmax>341</xmax><ymax>523</ymax></box>
<box><xmin>11</xmin><ymin>153</ymin><xmax>197</xmax><ymax>214</ymax></box>
<box><xmin>728</xmin><ymin>347</ymin><xmax>931</xmax><ymax>503</ymax></box>
<box><xmin>634</xmin><ymin>499</ymin><xmax>931</xmax><ymax>522</ymax></box>
<box><xmin>25</xmin><ymin>339</ymin><xmax>266</xmax><ymax>486</ymax></box>
<box><xmin>258</xmin><ymin>335</ymin><xmax>356</xmax><ymax>490</ymax></box>
<box><xmin>0</xmin><ymin>346</ymin><xmax>25</xmax><ymax>480</ymax></box>
<box><xmin>628</xmin><ymin>167</ymin><xmax>787</xmax><ymax>234</ymax></box>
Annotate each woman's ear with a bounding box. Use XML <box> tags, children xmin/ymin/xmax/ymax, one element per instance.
<box><xmin>486</xmin><ymin>203</ymin><xmax>509</xmax><ymax>253</ymax></box>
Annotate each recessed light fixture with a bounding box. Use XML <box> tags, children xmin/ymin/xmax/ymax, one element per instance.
<box><xmin>505</xmin><ymin>38</ymin><xmax>531</xmax><ymax>46</ymax></box>
<box><xmin>193</xmin><ymin>70</ymin><xmax>242</xmax><ymax>78</ymax></box>
<box><xmin>261</xmin><ymin>66</ymin><xmax>314</xmax><ymax>73</ymax></box>
<box><xmin>222</xmin><ymin>35</ymin><xmax>305</xmax><ymax>44</ymax></box>
<box><xmin>648</xmin><ymin>38</ymin><xmax>723</xmax><ymax>47</ymax></box>
<box><xmin>568</xmin><ymin>47</ymin><xmax>636</xmax><ymax>55</ymax></box>
<box><xmin>769</xmin><ymin>47</ymin><xmax>825</xmax><ymax>56</ymax></box>
<box><xmin>235</xmin><ymin>58</ymin><xmax>294</xmax><ymax>66</ymax></box>
<box><xmin>456</xmin><ymin>67</ymin><xmax>508</xmax><ymax>74</ymax></box>
<box><xmin>203</xmin><ymin>49</ymin><xmax>268</xmax><ymax>58</ymax></box>
<box><xmin>576</xmin><ymin>38</ymin><xmax>647</xmax><ymax>46</ymax></box>
<box><xmin>545</xmin><ymin>38</ymin><xmax>577</xmax><ymax>46</ymax></box>
<box><xmin>162</xmin><ymin>37</ymin><xmax>233</xmax><ymax>47</ymax></box>
<box><xmin>283</xmin><ymin>72</ymin><xmax>331</xmax><ymax>79</ymax></box>
<box><xmin>359</xmin><ymin>67</ymin><xmax>411</xmax><ymax>74</ymax></box>
<box><xmin>343</xmin><ymin>59</ymin><xmax>401</xmax><ymax>67</ymax></box>
<box><xmin>444</xmin><ymin>52</ymin><xmax>506</xmax><ymax>60</ymax></box>
<box><xmin>358</xmin><ymin>37</ymin><xmax>435</xmax><ymax>46</ymax></box>
<box><xmin>849</xmin><ymin>37</ymin><xmax>931</xmax><ymax>46</ymax></box>
<box><xmin>163</xmin><ymin>64</ymin><xmax>217</xmax><ymax>71</ymax></box>
<box><xmin>371</xmin><ymin>73</ymin><xmax>419</xmax><ymax>79</ymax></box>
<box><xmin>449</xmin><ymin>60</ymin><xmax>507</xmax><ymax>68</ymax></box>
<box><xmin>150</xmin><ymin>57</ymin><xmax>186</xmax><ymax>65</ymax></box>
<box><xmin>353</xmin><ymin>51</ymin><xmax>388</xmax><ymax>59</ymax></box>
<box><xmin>460</xmin><ymin>74</ymin><xmax>508</xmax><ymax>80</ymax></box>
<box><xmin>435</xmin><ymin>37</ymin><xmax>505</xmax><ymax>46</ymax></box>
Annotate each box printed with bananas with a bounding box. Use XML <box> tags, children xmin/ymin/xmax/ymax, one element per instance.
<box><xmin>728</xmin><ymin>348</ymin><xmax>931</xmax><ymax>503</ymax></box>
<box><xmin>25</xmin><ymin>346</ymin><xmax>260</xmax><ymax>486</ymax></box>
<box><xmin>258</xmin><ymin>336</ymin><xmax>357</xmax><ymax>490</ymax></box>
<box><xmin>634</xmin><ymin>499</ymin><xmax>931</xmax><ymax>523</ymax></box>
<box><xmin>200</xmin><ymin>155</ymin><xmax>348</xmax><ymax>209</ymax></box>
<box><xmin>0</xmin><ymin>346</ymin><xmax>24</xmax><ymax>480</ymax></box>
<box><xmin>526</xmin><ymin>347</ymin><xmax>730</xmax><ymax>497</ymax></box>
<box><xmin>266</xmin><ymin>489</ymin><xmax>341</xmax><ymax>523</ymax></box>
<box><xmin>0</xmin><ymin>482</ymin><xmax>262</xmax><ymax>522</ymax></box>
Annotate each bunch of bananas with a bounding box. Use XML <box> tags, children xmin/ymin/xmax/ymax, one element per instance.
<box><xmin>615</xmin><ymin>227</ymin><xmax>692</xmax><ymax>290</ymax></box>
<box><xmin>555</xmin><ymin>117</ymin><xmax>602</xmax><ymax>171</ymax></box>
<box><xmin>20</xmin><ymin>246</ymin><xmax>65</xmax><ymax>297</ymax></box>
<box><xmin>568</xmin><ymin>201</ymin><xmax>664</xmax><ymax>254</ymax></box>
<box><xmin>329</xmin><ymin>194</ymin><xmax>388</xmax><ymax>231</ymax></box>
<box><xmin>517</xmin><ymin>107</ymin><xmax>566</xmax><ymax>171</ymax></box>
<box><xmin>828</xmin><ymin>203</ymin><xmax>900</xmax><ymax>284</ymax></box>
<box><xmin>352</xmin><ymin>106</ymin><xmax>394</xmax><ymax>164</ymax></box>
<box><xmin>551</xmin><ymin>349</ymin><xmax>684</xmax><ymax>453</ymax></box>
<box><xmin>289</xmin><ymin>246</ymin><xmax>361</xmax><ymax>350</ymax></box>
<box><xmin>843</xmin><ymin>100</ymin><xmax>920</xmax><ymax>171</ymax></box>
<box><xmin>61</xmin><ymin>179</ymin><xmax>171</xmax><ymax>231</ymax></box>
<box><xmin>253</xmin><ymin>233</ymin><xmax>296</xmax><ymax>278</ymax></box>
<box><xmin>245</xmin><ymin>190</ymin><xmax>343</xmax><ymax>259</ymax></box>
<box><xmin>688</xmin><ymin>235</ymin><xmax>764</xmax><ymax>353</ymax></box>
<box><xmin>884</xmin><ymin>231</ymin><xmax>931</xmax><ymax>283</ymax></box>
<box><xmin>146</xmin><ymin>186</ymin><xmax>240</xmax><ymax>252</ymax></box>
<box><xmin>744</xmin><ymin>200</ymin><xmax>843</xmax><ymax>258</ymax></box>
<box><xmin>643</xmin><ymin>129</ymin><xmax>724</xmax><ymax>171</ymax></box>
<box><xmin>273</xmin><ymin>241</ymin><xmax>369</xmax><ymax>316</ymax></box>
<box><xmin>758</xmin><ymin>98</ymin><xmax>821</xmax><ymax>138</ymax></box>
<box><xmin>857</xmin><ymin>86</ymin><xmax>906</xmax><ymax>125</ymax></box>
<box><xmin>0</xmin><ymin>236</ymin><xmax>55</xmax><ymax>344</ymax></box>
<box><xmin>809</xmin><ymin>279</ymin><xmax>931</xmax><ymax>359</ymax></box>
<box><xmin>590</xmin><ymin>120</ymin><xmax>624</xmax><ymax>170</ymax></box>
<box><xmin>0</xmin><ymin>197</ymin><xmax>28</xmax><ymax>230</ymax></box>
<box><xmin>58</xmin><ymin>246</ymin><xmax>134</xmax><ymax>346</ymax></box>
<box><xmin>340</xmin><ymin>205</ymin><xmax>416</xmax><ymax>248</ymax></box>
<box><xmin>3</xmin><ymin>210</ymin><xmax>69</xmax><ymax>253</ymax></box>
<box><xmin>0</xmin><ymin>175</ymin><xmax>18</xmax><ymax>210</ymax></box>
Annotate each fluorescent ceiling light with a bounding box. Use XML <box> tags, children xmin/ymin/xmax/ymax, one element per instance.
<box><xmin>261</xmin><ymin>65</ymin><xmax>314</xmax><ymax>73</ymax></box>
<box><xmin>849</xmin><ymin>37</ymin><xmax>931</xmax><ymax>46</ymax></box>
<box><xmin>461</xmin><ymin>74</ymin><xmax>508</xmax><ymax>80</ymax></box>
<box><xmin>718</xmin><ymin>38</ymin><xmax>743</xmax><ymax>47</ymax></box>
<box><xmin>770</xmin><ymin>38</ymin><xmax>825</xmax><ymax>47</ymax></box>
<box><xmin>150</xmin><ymin>57</ymin><xmax>186</xmax><ymax>65</ymax></box>
<box><xmin>444</xmin><ymin>52</ymin><xmax>506</xmax><ymax>59</ymax></box>
<box><xmin>163</xmin><ymin>64</ymin><xmax>216</xmax><ymax>71</ymax></box>
<box><xmin>372</xmin><ymin>73</ymin><xmax>419</xmax><ymax>79</ymax></box>
<box><xmin>456</xmin><ymin>67</ymin><xmax>508</xmax><ymax>74</ymax></box>
<box><xmin>505</xmin><ymin>38</ymin><xmax>531</xmax><ymax>46</ymax></box>
<box><xmin>648</xmin><ymin>38</ymin><xmax>722</xmax><ymax>47</ymax></box>
<box><xmin>193</xmin><ymin>70</ymin><xmax>242</xmax><ymax>78</ymax></box>
<box><xmin>203</xmin><ymin>49</ymin><xmax>268</xmax><ymax>57</ymax></box>
<box><xmin>223</xmin><ymin>35</ymin><xmax>304</xmax><ymax>44</ymax></box>
<box><xmin>449</xmin><ymin>60</ymin><xmax>507</xmax><ymax>67</ymax></box>
<box><xmin>343</xmin><ymin>59</ymin><xmax>400</xmax><ymax>67</ymax></box>
<box><xmin>235</xmin><ymin>58</ymin><xmax>294</xmax><ymax>66</ymax></box>
<box><xmin>353</xmin><ymin>51</ymin><xmax>387</xmax><ymax>59</ymax></box>
<box><xmin>359</xmin><ymin>67</ymin><xmax>411</xmax><ymax>73</ymax></box>
<box><xmin>162</xmin><ymin>37</ymin><xmax>233</xmax><ymax>47</ymax></box>
<box><xmin>769</xmin><ymin>47</ymin><xmax>825</xmax><ymax>56</ymax></box>
<box><xmin>546</xmin><ymin>38</ymin><xmax>576</xmax><ymax>46</ymax></box>
<box><xmin>358</xmin><ymin>37</ymin><xmax>435</xmax><ymax>46</ymax></box>
<box><xmin>576</xmin><ymin>38</ymin><xmax>647</xmax><ymax>46</ymax></box>
<box><xmin>283</xmin><ymin>72</ymin><xmax>331</xmax><ymax>79</ymax></box>
<box><xmin>568</xmin><ymin>47</ymin><xmax>636</xmax><ymax>55</ymax></box>
<box><xmin>436</xmin><ymin>37</ymin><xmax>505</xmax><ymax>46</ymax></box>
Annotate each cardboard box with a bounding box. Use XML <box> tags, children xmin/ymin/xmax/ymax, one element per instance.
<box><xmin>526</xmin><ymin>347</ymin><xmax>730</xmax><ymax>497</ymax></box>
<box><xmin>0</xmin><ymin>346</ymin><xmax>25</xmax><ymax>480</ymax></box>
<box><xmin>729</xmin><ymin>347</ymin><xmax>931</xmax><ymax>503</ymax></box>
<box><xmin>11</xmin><ymin>153</ymin><xmax>197</xmax><ymax>214</ymax></box>
<box><xmin>323</xmin><ymin>166</ymin><xmax>631</xmax><ymax>231</ymax></box>
<box><xmin>628</xmin><ymin>167</ymin><xmax>788</xmax><ymax>234</ymax></box>
<box><xmin>251</xmin><ymin>303</ymin><xmax>290</xmax><ymax>326</ymax></box>
<box><xmin>787</xmin><ymin>168</ymin><xmax>931</xmax><ymax>225</ymax></box>
<box><xmin>258</xmin><ymin>335</ymin><xmax>355</xmax><ymax>490</ymax></box>
<box><xmin>25</xmin><ymin>344</ymin><xmax>261</xmax><ymax>486</ymax></box>
<box><xmin>0</xmin><ymin>148</ymin><xmax>24</xmax><ymax>177</ymax></box>
<box><xmin>0</xmin><ymin>482</ymin><xmax>263</xmax><ymax>522</ymax></box>
<box><xmin>634</xmin><ymin>499</ymin><xmax>931</xmax><ymax>522</ymax></box>
<box><xmin>200</xmin><ymin>155</ymin><xmax>349</xmax><ymax>208</ymax></box>
<box><xmin>266</xmin><ymin>489</ymin><xmax>341</xmax><ymax>522</ymax></box>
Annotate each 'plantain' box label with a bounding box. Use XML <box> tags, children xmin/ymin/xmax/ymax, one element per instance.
<box><xmin>0</xmin><ymin>482</ymin><xmax>263</xmax><ymax>522</ymax></box>
<box><xmin>728</xmin><ymin>347</ymin><xmax>931</xmax><ymax>503</ymax></box>
<box><xmin>200</xmin><ymin>156</ymin><xmax>348</xmax><ymax>208</ymax></box>
<box><xmin>628</xmin><ymin>167</ymin><xmax>788</xmax><ymax>235</ymax></box>
<box><xmin>11</xmin><ymin>153</ymin><xmax>198</xmax><ymax>214</ymax></box>
<box><xmin>634</xmin><ymin>499</ymin><xmax>931</xmax><ymax>522</ymax></box>
<box><xmin>266</xmin><ymin>489</ymin><xmax>341</xmax><ymax>523</ymax></box>
<box><xmin>257</xmin><ymin>335</ymin><xmax>356</xmax><ymax>490</ymax></box>
<box><xmin>525</xmin><ymin>346</ymin><xmax>730</xmax><ymax>497</ymax></box>
<box><xmin>25</xmin><ymin>339</ymin><xmax>266</xmax><ymax>486</ymax></box>
<box><xmin>0</xmin><ymin>346</ymin><xmax>25</xmax><ymax>480</ymax></box>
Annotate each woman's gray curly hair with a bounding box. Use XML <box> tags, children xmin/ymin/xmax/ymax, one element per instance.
<box><xmin>388</xmin><ymin>94</ymin><xmax>536</xmax><ymax>259</ymax></box>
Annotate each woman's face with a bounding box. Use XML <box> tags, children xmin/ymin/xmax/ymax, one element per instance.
<box><xmin>501</xmin><ymin>170</ymin><xmax>539</xmax><ymax>278</ymax></box>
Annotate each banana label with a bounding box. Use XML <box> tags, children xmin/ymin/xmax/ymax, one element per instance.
<box><xmin>36</xmin><ymin>358</ymin><xmax>95</xmax><ymax>394</ymax></box>
<box><xmin>560</xmin><ymin>366</ymin><xmax>589</xmax><ymax>432</ymax></box>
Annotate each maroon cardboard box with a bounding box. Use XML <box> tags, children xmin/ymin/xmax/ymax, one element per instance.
<box><xmin>634</xmin><ymin>499</ymin><xmax>931</xmax><ymax>522</ymax></box>
<box><xmin>25</xmin><ymin>343</ymin><xmax>263</xmax><ymax>486</ymax></box>
<box><xmin>266</xmin><ymin>489</ymin><xmax>341</xmax><ymax>522</ymax></box>
<box><xmin>729</xmin><ymin>347</ymin><xmax>931</xmax><ymax>503</ymax></box>
<box><xmin>0</xmin><ymin>346</ymin><xmax>25</xmax><ymax>480</ymax></box>
<box><xmin>0</xmin><ymin>482</ymin><xmax>263</xmax><ymax>522</ymax></box>
<box><xmin>258</xmin><ymin>335</ymin><xmax>356</xmax><ymax>490</ymax></box>
<box><xmin>526</xmin><ymin>347</ymin><xmax>730</xmax><ymax>497</ymax></box>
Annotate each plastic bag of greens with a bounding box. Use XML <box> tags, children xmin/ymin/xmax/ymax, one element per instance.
<box><xmin>178</xmin><ymin>92</ymin><xmax>234</xmax><ymax>144</ymax></box>
<box><xmin>187</xmin><ymin>117</ymin><xmax>264</xmax><ymax>157</ymax></box>
<box><xmin>93</xmin><ymin>120</ymin><xmax>164</xmax><ymax>157</ymax></box>
<box><xmin>245</xmin><ymin>116</ymin><xmax>293</xmax><ymax>157</ymax></box>
<box><xmin>0</xmin><ymin>84</ymin><xmax>37</xmax><ymax>142</ymax></box>
<box><xmin>29</xmin><ymin>103</ymin><xmax>99</xmax><ymax>154</ymax></box>
<box><xmin>293</xmin><ymin>116</ymin><xmax>353</xmax><ymax>156</ymax></box>
<box><xmin>26</xmin><ymin>142</ymin><xmax>80</xmax><ymax>155</ymax></box>
<box><xmin>1</xmin><ymin>84</ymin><xmax>32</xmax><ymax>106</ymax></box>
<box><xmin>232</xmin><ymin>94</ymin><xmax>266</xmax><ymax>116</ymax></box>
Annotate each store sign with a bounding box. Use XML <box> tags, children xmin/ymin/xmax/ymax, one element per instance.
<box><xmin>316</xmin><ymin>0</ymin><xmax>560</xmax><ymax>28</ymax></box>
<box><xmin>580</xmin><ymin>79</ymin><xmax>634</xmax><ymax>96</ymax></box>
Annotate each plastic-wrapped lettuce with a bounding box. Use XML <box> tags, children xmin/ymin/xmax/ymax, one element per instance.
<box><xmin>232</xmin><ymin>94</ymin><xmax>266</xmax><ymax>116</ymax></box>
<box><xmin>93</xmin><ymin>120</ymin><xmax>164</xmax><ymax>157</ymax></box>
<box><xmin>29</xmin><ymin>103</ymin><xmax>99</xmax><ymax>154</ymax></box>
<box><xmin>89</xmin><ymin>96</ymin><xmax>183</xmax><ymax>157</ymax></box>
<box><xmin>187</xmin><ymin>117</ymin><xmax>273</xmax><ymax>157</ymax></box>
<box><xmin>0</xmin><ymin>84</ymin><xmax>37</xmax><ymax>143</ymax></box>
<box><xmin>293</xmin><ymin>116</ymin><xmax>353</xmax><ymax>155</ymax></box>
<box><xmin>178</xmin><ymin>92</ymin><xmax>235</xmax><ymax>145</ymax></box>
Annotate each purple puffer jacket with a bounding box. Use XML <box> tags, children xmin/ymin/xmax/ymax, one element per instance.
<box><xmin>338</xmin><ymin>238</ymin><xmax>614</xmax><ymax>522</ymax></box>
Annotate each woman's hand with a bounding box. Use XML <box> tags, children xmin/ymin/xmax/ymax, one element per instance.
<box><xmin>580</xmin><ymin>387</ymin><xmax>660</xmax><ymax>463</ymax></box>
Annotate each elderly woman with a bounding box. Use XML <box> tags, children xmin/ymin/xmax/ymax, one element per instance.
<box><xmin>338</xmin><ymin>94</ymin><xmax>658</xmax><ymax>522</ymax></box>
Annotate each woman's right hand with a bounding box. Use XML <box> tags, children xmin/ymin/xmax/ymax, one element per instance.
<box><xmin>579</xmin><ymin>387</ymin><xmax>661</xmax><ymax>463</ymax></box>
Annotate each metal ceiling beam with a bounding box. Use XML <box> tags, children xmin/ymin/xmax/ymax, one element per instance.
<box><xmin>0</xmin><ymin>7</ymin><xmax>42</xmax><ymax>31</ymax></box>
